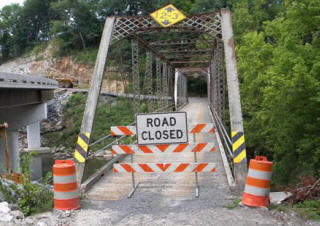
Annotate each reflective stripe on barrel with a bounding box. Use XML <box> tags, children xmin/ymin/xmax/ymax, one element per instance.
<box><xmin>54</xmin><ymin>190</ymin><xmax>79</xmax><ymax>200</ymax></box>
<box><xmin>53</xmin><ymin>160</ymin><xmax>80</xmax><ymax>210</ymax></box>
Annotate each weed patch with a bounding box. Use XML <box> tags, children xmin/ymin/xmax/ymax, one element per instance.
<box><xmin>225</xmin><ymin>198</ymin><xmax>241</xmax><ymax>209</ymax></box>
<box><xmin>0</xmin><ymin>153</ymin><xmax>53</xmax><ymax>216</ymax></box>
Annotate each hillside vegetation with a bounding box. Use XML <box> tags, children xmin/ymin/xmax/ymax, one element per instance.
<box><xmin>0</xmin><ymin>0</ymin><xmax>319</xmax><ymax>186</ymax></box>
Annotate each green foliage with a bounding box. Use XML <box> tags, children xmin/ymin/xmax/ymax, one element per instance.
<box><xmin>295</xmin><ymin>199</ymin><xmax>320</xmax><ymax>221</ymax></box>
<box><xmin>235</xmin><ymin>0</ymin><xmax>320</xmax><ymax>185</ymax></box>
<box><xmin>17</xmin><ymin>180</ymin><xmax>53</xmax><ymax>216</ymax></box>
<box><xmin>0</xmin><ymin>153</ymin><xmax>53</xmax><ymax>216</ymax></box>
<box><xmin>71</xmin><ymin>47</ymin><xmax>99</xmax><ymax>66</ymax></box>
<box><xmin>224</xmin><ymin>197</ymin><xmax>241</xmax><ymax>209</ymax></box>
<box><xmin>187</xmin><ymin>75</ymin><xmax>207</xmax><ymax>97</ymax></box>
<box><xmin>271</xmin><ymin>200</ymin><xmax>320</xmax><ymax>221</ymax></box>
<box><xmin>0</xmin><ymin>0</ymin><xmax>56</xmax><ymax>62</ymax></box>
<box><xmin>51</xmin><ymin>0</ymin><xmax>101</xmax><ymax>51</ymax></box>
<box><xmin>44</xmin><ymin>93</ymin><xmax>136</xmax><ymax>149</ymax></box>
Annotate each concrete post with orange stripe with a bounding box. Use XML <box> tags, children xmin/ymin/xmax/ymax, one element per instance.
<box><xmin>242</xmin><ymin>156</ymin><xmax>273</xmax><ymax>208</ymax></box>
<box><xmin>53</xmin><ymin>160</ymin><xmax>80</xmax><ymax>210</ymax></box>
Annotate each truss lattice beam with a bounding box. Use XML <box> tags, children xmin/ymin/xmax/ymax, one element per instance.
<box><xmin>111</xmin><ymin>12</ymin><xmax>222</xmax><ymax>44</ymax></box>
<box><xmin>150</xmin><ymin>38</ymin><xmax>214</xmax><ymax>46</ymax></box>
<box><xmin>160</xmin><ymin>49</ymin><xmax>212</xmax><ymax>53</ymax></box>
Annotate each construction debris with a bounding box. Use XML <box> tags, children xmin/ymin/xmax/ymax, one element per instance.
<box><xmin>286</xmin><ymin>175</ymin><xmax>320</xmax><ymax>203</ymax></box>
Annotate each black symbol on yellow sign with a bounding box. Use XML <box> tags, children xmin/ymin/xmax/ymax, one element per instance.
<box><xmin>150</xmin><ymin>4</ymin><xmax>186</xmax><ymax>27</ymax></box>
<box><xmin>166</xmin><ymin>7</ymin><xmax>174</xmax><ymax>12</ymax></box>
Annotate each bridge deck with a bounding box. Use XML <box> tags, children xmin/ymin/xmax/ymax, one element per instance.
<box><xmin>86</xmin><ymin>97</ymin><xmax>230</xmax><ymax>203</ymax></box>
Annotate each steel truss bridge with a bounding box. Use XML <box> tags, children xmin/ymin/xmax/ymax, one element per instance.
<box><xmin>73</xmin><ymin>9</ymin><xmax>247</xmax><ymax>194</ymax></box>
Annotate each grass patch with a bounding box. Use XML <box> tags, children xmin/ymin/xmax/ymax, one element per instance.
<box><xmin>295</xmin><ymin>200</ymin><xmax>320</xmax><ymax>221</ymax></box>
<box><xmin>225</xmin><ymin>198</ymin><xmax>241</xmax><ymax>209</ymax></box>
<box><xmin>270</xmin><ymin>200</ymin><xmax>320</xmax><ymax>221</ymax></box>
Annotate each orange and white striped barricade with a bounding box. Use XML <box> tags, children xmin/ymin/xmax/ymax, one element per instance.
<box><xmin>111</xmin><ymin>143</ymin><xmax>215</xmax><ymax>154</ymax></box>
<box><xmin>110</xmin><ymin>122</ymin><xmax>216</xmax><ymax>198</ymax></box>
<box><xmin>53</xmin><ymin>160</ymin><xmax>80</xmax><ymax>210</ymax></box>
<box><xmin>110</xmin><ymin>123</ymin><xmax>215</xmax><ymax>136</ymax></box>
<box><xmin>242</xmin><ymin>156</ymin><xmax>273</xmax><ymax>207</ymax></box>
<box><xmin>114</xmin><ymin>163</ymin><xmax>216</xmax><ymax>173</ymax></box>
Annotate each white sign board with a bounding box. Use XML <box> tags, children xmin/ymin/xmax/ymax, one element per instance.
<box><xmin>136</xmin><ymin>112</ymin><xmax>188</xmax><ymax>145</ymax></box>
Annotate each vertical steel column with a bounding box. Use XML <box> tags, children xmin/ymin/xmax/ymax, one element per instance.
<box><xmin>162</xmin><ymin>62</ymin><xmax>168</xmax><ymax>108</ymax></box>
<box><xmin>210</xmin><ymin>58</ymin><xmax>215</xmax><ymax>108</ymax></box>
<box><xmin>145</xmin><ymin>50</ymin><xmax>153</xmax><ymax>112</ymax></box>
<box><xmin>210</xmin><ymin>56</ymin><xmax>217</xmax><ymax>111</ymax></box>
<box><xmin>217</xmin><ymin>41</ymin><xmax>226</xmax><ymax>122</ymax></box>
<box><xmin>74</xmin><ymin>17</ymin><xmax>115</xmax><ymax>185</ymax></box>
<box><xmin>156</xmin><ymin>57</ymin><xmax>162</xmax><ymax>109</ymax></box>
<box><xmin>207</xmin><ymin>68</ymin><xmax>210</xmax><ymax>104</ymax></box>
<box><xmin>185</xmin><ymin>75</ymin><xmax>188</xmax><ymax>103</ymax></box>
<box><xmin>214</xmin><ymin>44</ymin><xmax>221</xmax><ymax>116</ymax></box>
<box><xmin>167</xmin><ymin>65</ymin><xmax>172</xmax><ymax>107</ymax></box>
<box><xmin>216</xmin><ymin>40</ymin><xmax>225</xmax><ymax>121</ymax></box>
<box><xmin>209</xmin><ymin>58</ymin><xmax>212</xmax><ymax>106</ymax></box>
<box><xmin>174</xmin><ymin>69</ymin><xmax>179</xmax><ymax>110</ymax></box>
<box><xmin>221</xmin><ymin>9</ymin><xmax>247</xmax><ymax>191</ymax></box>
<box><xmin>132</xmin><ymin>39</ymin><xmax>140</xmax><ymax>114</ymax></box>
<box><xmin>180</xmin><ymin>75</ymin><xmax>183</xmax><ymax>105</ymax></box>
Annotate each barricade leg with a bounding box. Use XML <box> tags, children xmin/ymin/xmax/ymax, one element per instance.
<box><xmin>193</xmin><ymin>134</ymin><xmax>200</xmax><ymax>198</ymax></box>
<box><xmin>128</xmin><ymin>153</ymin><xmax>139</xmax><ymax>198</ymax></box>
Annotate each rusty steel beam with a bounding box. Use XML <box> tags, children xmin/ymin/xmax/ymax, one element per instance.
<box><xmin>132</xmin><ymin>39</ymin><xmax>140</xmax><ymax>114</ymax></box>
<box><xmin>160</xmin><ymin>49</ymin><xmax>212</xmax><ymax>54</ymax></box>
<box><xmin>150</xmin><ymin>38</ymin><xmax>214</xmax><ymax>46</ymax></box>
<box><xmin>171</xmin><ymin>60</ymin><xmax>209</xmax><ymax>64</ymax></box>
<box><xmin>178</xmin><ymin>67</ymin><xmax>209</xmax><ymax>75</ymax></box>
<box><xmin>132</xmin><ymin>35</ymin><xmax>168</xmax><ymax>62</ymax></box>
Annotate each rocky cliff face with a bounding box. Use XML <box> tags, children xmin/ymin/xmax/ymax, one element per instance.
<box><xmin>0</xmin><ymin>44</ymin><xmax>125</xmax><ymax>93</ymax></box>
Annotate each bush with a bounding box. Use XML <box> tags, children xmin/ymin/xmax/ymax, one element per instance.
<box><xmin>0</xmin><ymin>153</ymin><xmax>53</xmax><ymax>216</ymax></box>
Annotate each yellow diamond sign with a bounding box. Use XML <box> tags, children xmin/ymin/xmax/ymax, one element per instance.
<box><xmin>150</xmin><ymin>4</ymin><xmax>186</xmax><ymax>27</ymax></box>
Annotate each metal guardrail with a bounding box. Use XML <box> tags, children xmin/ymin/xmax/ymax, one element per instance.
<box><xmin>208</xmin><ymin>103</ymin><xmax>234</xmax><ymax>171</ymax></box>
<box><xmin>87</xmin><ymin>103</ymin><xmax>176</xmax><ymax>159</ymax></box>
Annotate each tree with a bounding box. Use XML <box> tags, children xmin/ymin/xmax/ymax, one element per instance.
<box><xmin>0</xmin><ymin>4</ymin><xmax>22</xmax><ymax>61</ymax></box>
<box><xmin>236</xmin><ymin>0</ymin><xmax>320</xmax><ymax>185</ymax></box>
<box><xmin>51</xmin><ymin>0</ymin><xmax>101</xmax><ymax>50</ymax></box>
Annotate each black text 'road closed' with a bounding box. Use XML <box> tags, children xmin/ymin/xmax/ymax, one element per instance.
<box><xmin>136</xmin><ymin>112</ymin><xmax>188</xmax><ymax>145</ymax></box>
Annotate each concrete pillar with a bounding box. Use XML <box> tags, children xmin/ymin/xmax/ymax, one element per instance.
<box><xmin>27</xmin><ymin>122</ymin><xmax>42</xmax><ymax>180</ymax></box>
<box><xmin>221</xmin><ymin>8</ymin><xmax>247</xmax><ymax>191</ymax></box>
<box><xmin>27</xmin><ymin>122</ymin><xmax>41</xmax><ymax>149</ymax></box>
<box><xmin>75</xmin><ymin>17</ymin><xmax>115</xmax><ymax>185</ymax></box>
<box><xmin>27</xmin><ymin>121</ymin><xmax>52</xmax><ymax>181</ymax></box>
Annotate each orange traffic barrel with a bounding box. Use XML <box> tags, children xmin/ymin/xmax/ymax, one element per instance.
<box><xmin>242</xmin><ymin>156</ymin><xmax>273</xmax><ymax>207</ymax></box>
<box><xmin>53</xmin><ymin>160</ymin><xmax>80</xmax><ymax>210</ymax></box>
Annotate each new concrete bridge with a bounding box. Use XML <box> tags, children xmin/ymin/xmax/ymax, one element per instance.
<box><xmin>0</xmin><ymin>72</ymin><xmax>57</xmax><ymax>177</ymax></box>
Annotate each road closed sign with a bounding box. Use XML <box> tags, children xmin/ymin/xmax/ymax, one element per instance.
<box><xmin>136</xmin><ymin>112</ymin><xmax>188</xmax><ymax>145</ymax></box>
